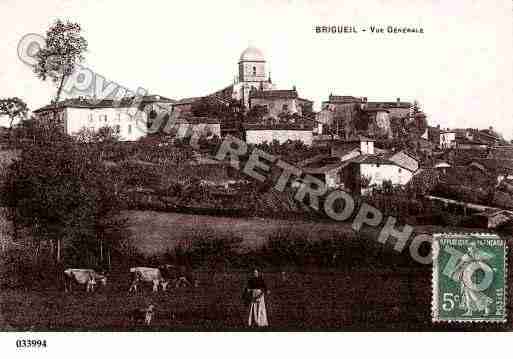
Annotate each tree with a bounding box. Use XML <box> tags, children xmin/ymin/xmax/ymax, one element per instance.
<box><xmin>3</xmin><ymin>122</ymin><xmax>125</xmax><ymax>267</ymax></box>
<box><xmin>33</xmin><ymin>20</ymin><xmax>88</xmax><ymax>102</ymax></box>
<box><xmin>245</xmin><ymin>104</ymin><xmax>268</xmax><ymax>122</ymax></box>
<box><xmin>0</xmin><ymin>97</ymin><xmax>29</xmax><ymax>144</ymax></box>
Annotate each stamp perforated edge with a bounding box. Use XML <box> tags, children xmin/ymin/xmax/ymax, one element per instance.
<box><xmin>431</xmin><ymin>232</ymin><xmax>508</xmax><ymax>323</ymax></box>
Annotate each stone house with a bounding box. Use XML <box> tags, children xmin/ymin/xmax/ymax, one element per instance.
<box><xmin>243</xmin><ymin>122</ymin><xmax>314</xmax><ymax>146</ymax></box>
<box><xmin>249</xmin><ymin>89</ymin><xmax>313</xmax><ymax>120</ymax></box>
<box><xmin>33</xmin><ymin>96</ymin><xmax>175</xmax><ymax>141</ymax></box>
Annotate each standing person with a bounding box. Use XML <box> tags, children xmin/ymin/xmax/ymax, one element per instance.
<box><xmin>245</xmin><ymin>269</ymin><xmax>269</xmax><ymax>327</ymax></box>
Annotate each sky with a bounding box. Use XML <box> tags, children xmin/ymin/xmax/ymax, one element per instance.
<box><xmin>0</xmin><ymin>0</ymin><xmax>512</xmax><ymax>137</ymax></box>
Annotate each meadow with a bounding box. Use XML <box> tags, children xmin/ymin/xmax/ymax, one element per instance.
<box><xmin>1</xmin><ymin>211</ymin><xmax>512</xmax><ymax>331</ymax></box>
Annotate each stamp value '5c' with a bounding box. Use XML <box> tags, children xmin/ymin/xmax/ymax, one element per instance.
<box><xmin>432</xmin><ymin>233</ymin><xmax>507</xmax><ymax>323</ymax></box>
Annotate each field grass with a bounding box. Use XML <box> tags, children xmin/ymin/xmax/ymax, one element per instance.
<box><xmin>0</xmin><ymin>269</ymin><xmax>433</xmax><ymax>331</ymax></box>
<box><xmin>122</xmin><ymin>210</ymin><xmax>360</xmax><ymax>256</ymax></box>
<box><xmin>1</xmin><ymin>266</ymin><xmax>511</xmax><ymax>331</ymax></box>
<box><xmin>1</xmin><ymin>210</ymin><xmax>512</xmax><ymax>331</ymax></box>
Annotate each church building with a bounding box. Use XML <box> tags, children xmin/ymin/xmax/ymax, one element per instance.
<box><xmin>209</xmin><ymin>46</ymin><xmax>276</xmax><ymax>108</ymax></box>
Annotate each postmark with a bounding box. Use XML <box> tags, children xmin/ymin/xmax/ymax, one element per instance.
<box><xmin>432</xmin><ymin>233</ymin><xmax>507</xmax><ymax>322</ymax></box>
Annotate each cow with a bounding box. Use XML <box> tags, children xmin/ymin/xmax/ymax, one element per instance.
<box><xmin>64</xmin><ymin>269</ymin><xmax>107</xmax><ymax>293</ymax></box>
<box><xmin>160</xmin><ymin>264</ymin><xmax>197</xmax><ymax>288</ymax></box>
<box><xmin>128</xmin><ymin>267</ymin><xmax>169</xmax><ymax>293</ymax></box>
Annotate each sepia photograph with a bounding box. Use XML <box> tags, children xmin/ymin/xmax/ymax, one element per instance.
<box><xmin>0</xmin><ymin>0</ymin><xmax>512</xmax><ymax>355</ymax></box>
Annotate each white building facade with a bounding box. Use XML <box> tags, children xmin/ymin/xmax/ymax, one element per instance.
<box><xmin>32</xmin><ymin>98</ymin><xmax>174</xmax><ymax>141</ymax></box>
<box><xmin>244</xmin><ymin>125</ymin><xmax>314</xmax><ymax>146</ymax></box>
<box><xmin>440</xmin><ymin>130</ymin><xmax>456</xmax><ymax>149</ymax></box>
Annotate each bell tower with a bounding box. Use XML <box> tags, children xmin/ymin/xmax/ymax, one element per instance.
<box><xmin>238</xmin><ymin>46</ymin><xmax>267</xmax><ymax>83</ymax></box>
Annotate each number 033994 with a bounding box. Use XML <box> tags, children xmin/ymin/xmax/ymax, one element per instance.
<box><xmin>16</xmin><ymin>339</ymin><xmax>47</xmax><ymax>349</ymax></box>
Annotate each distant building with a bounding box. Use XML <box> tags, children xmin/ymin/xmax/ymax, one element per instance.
<box><xmin>170</xmin><ymin>97</ymin><xmax>203</xmax><ymax>117</ymax></box>
<box><xmin>489</xmin><ymin>146</ymin><xmax>513</xmax><ymax>160</ymax></box>
<box><xmin>469</xmin><ymin>210</ymin><xmax>513</xmax><ymax>229</ymax></box>
<box><xmin>243</xmin><ymin>122</ymin><xmax>314</xmax><ymax>146</ymax></box>
<box><xmin>468</xmin><ymin>158</ymin><xmax>513</xmax><ymax>183</ymax></box>
<box><xmin>433</xmin><ymin>160</ymin><xmax>452</xmax><ymax>174</ymax></box>
<box><xmin>440</xmin><ymin>130</ymin><xmax>456</xmax><ymax>149</ymax></box>
<box><xmin>208</xmin><ymin>46</ymin><xmax>276</xmax><ymax>109</ymax></box>
<box><xmin>364</xmin><ymin>97</ymin><xmax>413</xmax><ymax>119</ymax></box>
<box><xmin>165</xmin><ymin>116</ymin><xmax>221</xmax><ymax>139</ymax></box>
<box><xmin>33</xmin><ymin>95</ymin><xmax>175</xmax><ymax>141</ymax></box>
<box><xmin>428</xmin><ymin>125</ymin><xmax>441</xmax><ymax>146</ymax></box>
<box><xmin>321</xmin><ymin>95</ymin><xmax>363</xmax><ymax>137</ymax></box>
<box><xmin>300</xmin><ymin>136</ymin><xmax>418</xmax><ymax>192</ymax></box>
<box><xmin>350</xmin><ymin>153</ymin><xmax>417</xmax><ymax>192</ymax></box>
<box><xmin>249</xmin><ymin>88</ymin><xmax>313</xmax><ymax>120</ymax></box>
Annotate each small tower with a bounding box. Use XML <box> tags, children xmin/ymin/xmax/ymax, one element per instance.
<box><xmin>238</xmin><ymin>46</ymin><xmax>267</xmax><ymax>83</ymax></box>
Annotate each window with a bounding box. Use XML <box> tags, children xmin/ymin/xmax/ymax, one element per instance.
<box><xmin>128</xmin><ymin>124</ymin><xmax>132</xmax><ymax>134</ymax></box>
<box><xmin>282</xmin><ymin>104</ymin><xmax>289</xmax><ymax>112</ymax></box>
<box><xmin>88</xmin><ymin>114</ymin><xmax>93</xmax><ymax>123</ymax></box>
<box><xmin>398</xmin><ymin>168</ymin><xmax>402</xmax><ymax>173</ymax></box>
<box><xmin>115</xmin><ymin>125</ymin><xmax>121</xmax><ymax>134</ymax></box>
<box><xmin>252</xmin><ymin>66</ymin><xmax>256</xmax><ymax>76</ymax></box>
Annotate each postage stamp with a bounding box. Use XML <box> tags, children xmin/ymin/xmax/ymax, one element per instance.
<box><xmin>432</xmin><ymin>233</ymin><xmax>507</xmax><ymax>322</ymax></box>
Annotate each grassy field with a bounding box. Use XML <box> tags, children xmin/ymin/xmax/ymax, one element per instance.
<box><xmin>122</xmin><ymin>210</ymin><xmax>486</xmax><ymax>256</ymax></box>
<box><xmin>1</xmin><ymin>266</ymin><xmax>511</xmax><ymax>331</ymax></box>
<box><xmin>0</xmin><ymin>269</ymin><xmax>438</xmax><ymax>331</ymax></box>
<box><xmin>122</xmin><ymin>210</ymin><xmax>362</xmax><ymax>256</ymax></box>
<box><xmin>1</xmin><ymin>210</ymin><xmax>511</xmax><ymax>331</ymax></box>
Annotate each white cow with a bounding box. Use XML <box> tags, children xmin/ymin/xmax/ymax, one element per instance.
<box><xmin>128</xmin><ymin>267</ymin><xmax>169</xmax><ymax>293</ymax></box>
<box><xmin>64</xmin><ymin>269</ymin><xmax>107</xmax><ymax>292</ymax></box>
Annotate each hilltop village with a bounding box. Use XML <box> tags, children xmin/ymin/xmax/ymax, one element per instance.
<box><xmin>5</xmin><ymin>46</ymin><xmax>513</xmax><ymax>231</ymax></box>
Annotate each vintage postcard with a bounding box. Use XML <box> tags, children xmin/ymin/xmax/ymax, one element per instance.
<box><xmin>0</xmin><ymin>0</ymin><xmax>512</xmax><ymax>350</ymax></box>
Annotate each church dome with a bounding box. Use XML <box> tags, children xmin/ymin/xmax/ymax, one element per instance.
<box><xmin>239</xmin><ymin>46</ymin><xmax>265</xmax><ymax>62</ymax></box>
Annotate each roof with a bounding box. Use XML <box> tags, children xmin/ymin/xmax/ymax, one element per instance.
<box><xmin>434</xmin><ymin>160</ymin><xmax>452</xmax><ymax>168</ymax></box>
<box><xmin>363</xmin><ymin>108</ymin><xmax>390</xmax><ymax>113</ymax></box>
<box><xmin>457</xmin><ymin>138</ymin><xmax>488</xmax><ymax>146</ymax></box>
<box><xmin>468</xmin><ymin>158</ymin><xmax>513</xmax><ymax>173</ymax></box>
<box><xmin>302</xmin><ymin>160</ymin><xmax>351</xmax><ymax>174</ymax></box>
<box><xmin>352</xmin><ymin>153</ymin><xmax>417</xmax><ymax>172</ymax></box>
<box><xmin>250</xmin><ymin>89</ymin><xmax>298</xmax><ymax>100</ymax></box>
<box><xmin>239</xmin><ymin>46</ymin><xmax>265</xmax><ymax>62</ymax></box>
<box><xmin>297</xmin><ymin>153</ymin><xmax>333</xmax><ymax>167</ymax></box>
<box><xmin>366</xmin><ymin>101</ymin><xmax>412</xmax><ymax>109</ymax></box>
<box><xmin>172</xmin><ymin>97</ymin><xmax>203</xmax><ymax>106</ymax></box>
<box><xmin>385</xmin><ymin>150</ymin><xmax>419</xmax><ymax>172</ymax></box>
<box><xmin>174</xmin><ymin>116</ymin><xmax>221</xmax><ymax>124</ymax></box>
<box><xmin>351</xmin><ymin>154</ymin><xmax>396</xmax><ymax>166</ymax></box>
<box><xmin>34</xmin><ymin>95</ymin><xmax>176</xmax><ymax>112</ymax></box>
<box><xmin>297</xmin><ymin>97</ymin><xmax>314</xmax><ymax>104</ymax></box>
<box><xmin>345</xmin><ymin>135</ymin><xmax>375</xmax><ymax>142</ymax></box>
<box><xmin>331</xmin><ymin>143</ymin><xmax>362</xmax><ymax>158</ymax></box>
<box><xmin>243</xmin><ymin>123</ymin><xmax>314</xmax><ymax>131</ymax></box>
<box><xmin>210</xmin><ymin>85</ymin><xmax>235</xmax><ymax>102</ymax></box>
<box><xmin>489</xmin><ymin>146</ymin><xmax>513</xmax><ymax>160</ymax></box>
<box><xmin>327</xmin><ymin>95</ymin><xmax>362</xmax><ymax>103</ymax></box>
<box><xmin>474</xmin><ymin>209</ymin><xmax>513</xmax><ymax>218</ymax></box>
<box><xmin>300</xmin><ymin>155</ymin><xmax>351</xmax><ymax>174</ymax></box>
